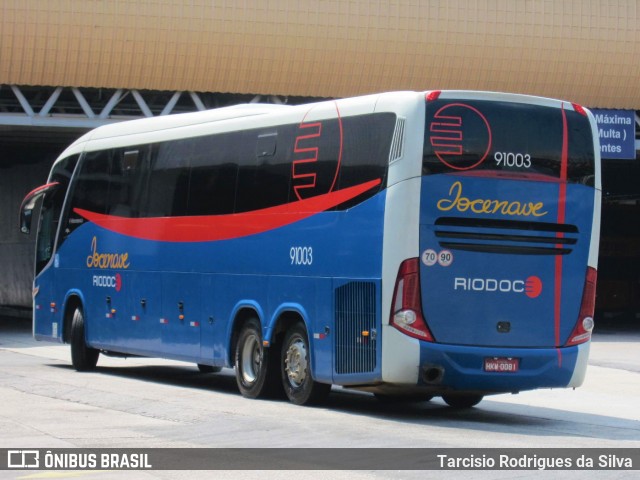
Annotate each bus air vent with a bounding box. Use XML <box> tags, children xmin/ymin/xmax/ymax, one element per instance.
<box><xmin>334</xmin><ymin>281</ymin><xmax>377</xmax><ymax>374</ymax></box>
<box><xmin>434</xmin><ymin>217</ymin><xmax>578</xmax><ymax>255</ymax></box>
<box><xmin>388</xmin><ymin>117</ymin><xmax>406</xmax><ymax>164</ymax></box>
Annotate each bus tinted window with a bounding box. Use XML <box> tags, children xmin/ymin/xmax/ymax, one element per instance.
<box><xmin>186</xmin><ymin>134</ymin><xmax>239</xmax><ymax>216</ymax></box>
<box><xmin>145</xmin><ymin>140</ymin><xmax>191</xmax><ymax>217</ymax></box>
<box><xmin>36</xmin><ymin>155</ymin><xmax>78</xmax><ymax>273</ymax></box>
<box><xmin>423</xmin><ymin>100</ymin><xmax>595</xmax><ymax>185</ymax></box>
<box><xmin>235</xmin><ymin>129</ymin><xmax>292</xmax><ymax>213</ymax></box>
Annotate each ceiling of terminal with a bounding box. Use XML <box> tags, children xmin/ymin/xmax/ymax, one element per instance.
<box><xmin>1</xmin><ymin>0</ymin><xmax>639</xmax><ymax>109</ymax></box>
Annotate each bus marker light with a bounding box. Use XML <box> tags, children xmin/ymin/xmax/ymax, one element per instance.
<box><xmin>426</xmin><ymin>91</ymin><xmax>441</xmax><ymax>102</ymax></box>
<box><xmin>571</xmin><ymin>103</ymin><xmax>587</xmax><ymax>116</ymax></box>
<box><xmin>179</xmin><ymin>314</ymin><xmax>185</xmax><ymax>321</ymax></box>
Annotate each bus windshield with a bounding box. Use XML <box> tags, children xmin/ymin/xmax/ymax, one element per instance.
<box><xmin>423</xmin><ymin>99</ymin><xmax>595</xmax><ymax>185</ymax></box>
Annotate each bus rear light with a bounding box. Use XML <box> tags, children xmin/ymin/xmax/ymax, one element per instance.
<box><xmin>390</xmin><ymin>258</ymin><xmax>434</xmax><ymax>342</ymax></box>
<box><xmin>565</xmin><ymin>267</ymin><xmax>597</xmax><ymax>346</ymax></box>
<box><xmin>571</xmin><ymin>103</ymin><xmax>588</xmax><ymax>116</ymax></box>
<box><xmin>425</xmin><ymin>91</ymin><xmax>441</xmax><ymax>102</ymax></box>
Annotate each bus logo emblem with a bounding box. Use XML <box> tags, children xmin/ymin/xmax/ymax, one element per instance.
<box><xmin>429</xmin><ymin>103</ymin><xmax>492</xmax><ymax>171</ymax></box>
<box><xmin>454</xmin><ymin>275</ymin><xmax>542</xmax><ymax>299</ymax></box>
<box><xmin>92</xmin><ymin>273</ymin><xmax>122</xmax><ymax>292</ymax></box>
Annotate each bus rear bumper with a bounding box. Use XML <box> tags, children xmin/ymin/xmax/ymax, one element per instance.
<box><xmin>418</xmin><ymin>341</ymin><xmax>590</xmax><ymax>394</ymax></box>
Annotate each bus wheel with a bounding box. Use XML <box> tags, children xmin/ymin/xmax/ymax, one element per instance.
<box><xmin>70</xmin><ymin>307</ymin><xmax>99</xmax><ymax>371</ymax></box>
<box><xmin>234</xmin><ymin>319</ymin><xmax>277</xmax><ymax>398</ymax></box>
<box><xmin>442</xmin><ymin>394</ymin><xmax>483</xmax><ymax>409</ymax></box>
<box><xmin>281</xmin><ymin>323</ymin><xmax>331</xmax><ymax>406</ymax></box>
<box><xmin>197</xmin><ymin>364</ymin><xmax>222</xmax><ymax>374</ymax></box>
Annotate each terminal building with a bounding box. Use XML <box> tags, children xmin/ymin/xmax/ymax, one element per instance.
<box><xmin>1</xmin><ymin>0</ymin><xmax>639</xmax><ymax>319</ymax></box>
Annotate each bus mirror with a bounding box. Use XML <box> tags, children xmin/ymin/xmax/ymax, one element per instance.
<box><xmin>19</xmin><ymin>182</ymin><xmax>59</xmax><ymax>235</ymax></box>
<box><xmin>20</xmin><ymin>209</ymin><xmax>33</xmax><ymax>234</ymax></box>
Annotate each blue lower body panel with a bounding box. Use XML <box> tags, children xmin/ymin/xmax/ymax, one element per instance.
<box><xmin>419</xmin><ymin>342</ymin><xmax>582</xmax><ymax>393</ymax></box>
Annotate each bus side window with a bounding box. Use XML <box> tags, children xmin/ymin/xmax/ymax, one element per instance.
<box><xmin>106</xmin><ymin>149</ymin><xmax>137</xmax><ymax>217</ymax></box>
<box><xmin>143</xmin><ymin>140</ymin><xmax>190</xmax><ymax>217</ymax></box>
<box><xmin>35</xmin><ymin>154</ymin><xmax>79</xmax><ymax>273</ymax></box>
<box><xmin>235</xmin><ymin>129</ymin><xmax>291</xmax><ymax>213</ymax></box>
<box><xmin>186</xmin><ymin>134</ymin><xmax>238</xmax><ymax>216</ymax></box>
<box><xmin>64</xmin><ymin>150</ymin><xmax>111</xmax><ymax>239</ymax></box>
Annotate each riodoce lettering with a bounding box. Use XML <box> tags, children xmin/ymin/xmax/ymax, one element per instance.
<box><xmin>86</xmin><ymin>236</ymin><xmax>130</xmax><ymax>269</ymax></box>
<box><xmin>437</xmin><ymin>181</ymin><xmax>548</xmax><ymax>217</ymax></box>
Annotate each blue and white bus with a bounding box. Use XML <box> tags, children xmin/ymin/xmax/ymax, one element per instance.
<box><xmin>20</xmin><ymin>91</ymin><xmax>601</xmax><ymax>408</ymax></box>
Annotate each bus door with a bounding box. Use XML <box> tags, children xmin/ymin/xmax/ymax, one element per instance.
<box><xmin>21</xmin><ymin>155</ymin><xmax>79</xmax><ymax>341</ymax></box>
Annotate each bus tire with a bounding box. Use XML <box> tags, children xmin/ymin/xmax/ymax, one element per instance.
<box><xmin>234</xmin><ymin>319</ymin><xmax>278</xmax><ymax>398</ymax></box>
<box><xmin>442</xmin><ymin>394</ymin><xmax>483</xmax><ymax>409</ymax></box>
<box><xmin>70</xmin><ymin>307</ymin><xmax>99</xmax><ymax>372</ymax></box>
<box><xmin>197</xmin><ymin>364</ymin><xmax>222</xmax><ymax>374</ymax></box>
<box><xmin>281</xmin><ymin>323</ymin><xmax>331</xmax><ymax>406</ymax></box>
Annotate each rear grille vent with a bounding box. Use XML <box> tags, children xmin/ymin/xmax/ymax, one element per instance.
<box><xmin>388</xmin><ymin>117</ymin><xmax>405</xmax><ymax>163</ymax></box>
<box><xmin>335</xmin><ymin>281</ymin><xmax>377</xmax><ymax>374</ymax></box>
<box><xmin>434</xmin><ymin>217</ymin><xmax>579</xmax><ymax>255</ymax></box>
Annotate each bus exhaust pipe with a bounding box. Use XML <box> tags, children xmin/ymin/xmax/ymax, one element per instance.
<box><xmin>422</xmin><ymin>365</ymin><xmax>444</xmax><ymax>384</ymax></box>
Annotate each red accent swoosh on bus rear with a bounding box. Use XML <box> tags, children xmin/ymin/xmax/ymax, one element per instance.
<box><xmin>554</xmin><ymin>103</ymin><xmax>569</xmax><ymax>356</ymax></box>
<box><xmin>74</xmin><ymin>178</ymin><xmax>381</xmax><ymax>242</ymax></box>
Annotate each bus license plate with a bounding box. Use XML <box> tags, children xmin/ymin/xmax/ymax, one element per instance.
<box><xmin>484</xmin><ymin>357</ymin><xmax>519</xmax><ymax>373</ymax></box>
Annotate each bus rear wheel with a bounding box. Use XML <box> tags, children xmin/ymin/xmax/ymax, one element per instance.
<box><xmin>281</xmin><ymin>323</ymin><xmax>331</xmax><ymax>406</ymax></box>
<box><xmin>234</xmin><ymin>319</ymin><xmax>278</xmax><ymax>398</ymax></box>
<box><xmin>70</xmin><ymin>307</ymin><xmax>99</xmax><ymax>371</ymax></box>
<box><xmin>442</xmin><ymin>394</ymin><xmax>484</xmax><ymax>409</ymax></box>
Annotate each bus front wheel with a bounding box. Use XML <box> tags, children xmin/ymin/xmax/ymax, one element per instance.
<box><xmin>280</xmin><ymin>323</ymin><xmax>331</xmax><ymax>406</ymax></box>
<box><xmin>70</xmin><ymin>307</ymin><xmax>99</xmax><ymax>371</ymax></box>
<box><xmin>234</xmin><ymin>319</ymin><xmax>278</xmax><ymax>398</ymax></box>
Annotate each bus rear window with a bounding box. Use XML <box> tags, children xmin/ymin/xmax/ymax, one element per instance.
<box><xmin>423</xmin><ymin>99</ymin><xmax>595</xmax><ymax>185</ymax></box>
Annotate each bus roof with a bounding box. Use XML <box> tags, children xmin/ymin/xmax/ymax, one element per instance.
<box><xmin>54</xmin><ymin>90</ymin><xmax>586</xmax><ymax>165</ymax></box>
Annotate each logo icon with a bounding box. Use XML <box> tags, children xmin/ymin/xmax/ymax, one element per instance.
<box><xmin>7</xmin><ymin>450</ymin><xmax>39</xmax><ymax>469</ymax></box>
<box><xmin>292</xmin><ymin>102</ymin><xmax>343</xmax><ymax>200</ymax></box>
<box><xmin>525</xmin><ymin>275</ymin><xmax>543</xmax><ymax>298</ymax></box>
<box><xmin>454</xmin><ymin>275</ymin><xmax>543</xmax><ymax>299</ymax></box>
<box><xmin>92</xmin><ymin>273</ymin><xmax>122</xmax><ymax>292</ymax></box>
<box><xmin>429</xmin><ymin>103</ymin><xmax>492</xmax><ymax>171</ymax></box>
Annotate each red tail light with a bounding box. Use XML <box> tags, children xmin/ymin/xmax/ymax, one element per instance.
<box><xmin>565</xmin><ymin>267</ymin><xmax>597</xmax><ymax>346</ymax></box>
<box><xmin>425</xmin><ymin>90</ymin><xmax>441</xmax><ymax>102</ymax></box>
<box><xmin>571</xmin><ymin>103</ymin><xmax>588</xmax><ymax>116</ymax></box>
<box><xmin>390</xmin><ymin>258</ymin><xmax>434</xmax><ymax>342</ymax></box>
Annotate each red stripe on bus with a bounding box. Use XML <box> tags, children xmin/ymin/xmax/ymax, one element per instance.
<box><xmin>74</xmin><ymin>178</ymin><xmax>381</xmax><ymax>243</ymax></box>
<box><xmin>554</xmin><ymin>104</ymin><xmax>569</xmax><ymax>354</ymax></box>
